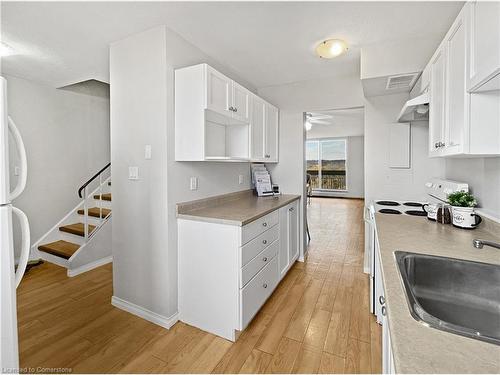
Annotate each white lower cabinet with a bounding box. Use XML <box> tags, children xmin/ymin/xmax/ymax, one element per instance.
<box><xmin>178</xmin><ymin>199</ymin><xmax>300</xmax><ymax>341</ymax></box>
<box><xmin>279</xmin><ymin>200</ymin><xmax>299</xmax><ymax>278</ymax></box>
<box><xmin>373</xmin><ymin>228</ymin><xmax>395</xmax><ymax>374</ymax></box>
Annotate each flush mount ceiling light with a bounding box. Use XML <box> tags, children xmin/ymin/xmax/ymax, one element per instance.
<box><xmin>0</xmin><ymin>42</ymin><xmax>15</xmax><ymax>57</ymax></box>
<box><xmin>315</xmin><ymin>39</ymin><xmax>348</xmax><ymax>59</ymax></box>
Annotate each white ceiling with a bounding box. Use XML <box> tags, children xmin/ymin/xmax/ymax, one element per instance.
<box><xmin>1</xmin><ymin>1</ymin><xmax>463</xmax><ymax>88</ymax></box>
<box><xmin>306</xmin><ymin>107</ymin><xmax>365</xmax><ymax>138</ymax></box>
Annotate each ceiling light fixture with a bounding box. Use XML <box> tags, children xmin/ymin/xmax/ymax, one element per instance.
<box><xmin>0</xmin><ymin>42</ymin><xmax>15</xmax><ymax>57</ymax></box>
<box><xmin>315</xmin><ymin>39</ymin><xmax>348</xmax><ymax>59</ymax></box>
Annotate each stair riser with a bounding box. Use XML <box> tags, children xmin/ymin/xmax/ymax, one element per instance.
<box><xmin>92</xmin><ymin>199</ymin><xmax>112</xmax><ymax>209</ymax></box>
<box><xmin>39</xmin><ymin>251</ymin><xmax>69</xmax><ymax>268</ymax></box>
<box><xmin>57</xmin><ymin>231</ymin><xmax>86</xmax><ymax>244</ymax></box>
<box><xmin>74</xmin><ymin>216</ymin><xmax>104</xmax><ymax>226</ymax></box>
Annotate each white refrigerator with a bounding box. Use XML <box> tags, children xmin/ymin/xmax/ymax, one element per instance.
<box><xmin>0</xmin><ymin>76</ymin><xmax>31</xmax><ymax>371</ymax></box>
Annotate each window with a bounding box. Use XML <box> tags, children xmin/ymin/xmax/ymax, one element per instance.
<box><xmin>306</xmin><ymin>138</ymin><xmax>347</xmax><ymax>191</ymax></box>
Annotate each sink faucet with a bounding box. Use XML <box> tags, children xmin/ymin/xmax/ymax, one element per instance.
<box><xmin>473</xmin><ymin>239</ymin><xmax>500</xmax><ymax>250</ymax></box>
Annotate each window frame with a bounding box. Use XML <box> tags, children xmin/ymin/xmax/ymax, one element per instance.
<box><xmin>306</xmin><ymin>137</ymin><xmax>348</xmax><ymax>192</ymax></box>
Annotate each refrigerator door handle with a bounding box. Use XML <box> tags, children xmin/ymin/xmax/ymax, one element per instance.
<box><xmin>8</xmin><ymin>116</ymin><xmax>28</xmax><ymax>201</ymax></box>
<box><xmin>12</xmin><ymin>206</ymin><xmax>30</xmax><ymax>288</ymax></box>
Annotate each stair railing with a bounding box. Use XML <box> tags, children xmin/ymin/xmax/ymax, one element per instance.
<box><xmin>78</xmin><ymin>163</ymin><xmax>111</xmax><ymax>241</ymax></box>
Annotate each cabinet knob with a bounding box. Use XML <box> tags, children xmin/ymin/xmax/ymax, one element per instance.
<box><xmin>289</xmin><ymin>207</ymin><xmax>294</xmax><ymax>212</ymax></box>
<box><xmin>229</xmin><ymin>106</ymin><xmax>233</xmax><ymax>111</ymax></box>
<box><xmin>263</xmin><ymin>283</ymin><xmax>268</xmax><ymax>289</ymax></box>
<box><xmin>262</xmin><ymin>222</ymin><xmax>268</xmax><ymax>227</ymax></box>
<box><xmin>379</xmin><ymin>295</ymin><xmax>385</xmax><ymax>305</ymax></box>
<box><xmin>263</xmin><ymin>239</ymin><xmax>267</xmax><ymax>245</ymax></box>
<box><xmin>234</xmin><ymin>107</ymin><xmax>238</xmax><ymax>112</ymax></box>
<box><xmin>263</xmin><ymin>257</ymin><xmax>268</xmax><ymax>262</ymax></box>
<box><xmin>381</xmin><ymin>306</ymin><xmax>387</xmax><ymax>316</ymax></box>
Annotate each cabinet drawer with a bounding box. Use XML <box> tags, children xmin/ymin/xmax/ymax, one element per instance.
<box><xmin>240</xmin><ymin>256</ymin><xmax>278</xmax><ymax>329</ymax></box>
<box><xmin>240</xmin><ymin>239</ymin><xmax>278</xmax><ymax>288</ymax></box>
<box><xmin>241</xmin><ymin>211</ymin><xmax>279</xmax><ymax>245</ymax></box>
<box><xmin>240</xmin><ymin>224</ymin><xmax>279</xmax><ymax>266</ymax></box>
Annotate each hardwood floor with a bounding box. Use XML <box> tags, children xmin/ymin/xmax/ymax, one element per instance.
<box><xmin>17</xmin><ymin>197</ymin><xmax>381</xmax><ymax>374</ymax></box>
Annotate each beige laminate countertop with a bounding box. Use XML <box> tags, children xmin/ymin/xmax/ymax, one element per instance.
<box><xmin>375</xmin><ymin>213</ymin><xmax>500</xmax><ymax>374</ymax></box>
<box><xmin>176</xmin><ymin>190</ymin><xmax>300</xmax><ymax>226</ymax></box>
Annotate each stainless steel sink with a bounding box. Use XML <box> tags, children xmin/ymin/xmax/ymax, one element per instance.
<box><xmin>395</xmin><ymin>251</ymin><xmax>500</xmax><ymax>345</ymax></box>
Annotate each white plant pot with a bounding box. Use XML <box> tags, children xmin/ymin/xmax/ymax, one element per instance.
<box><xmin>451</xmin><ymin>206</ymin><xmax>482</xmax><ymax>229</ymax></box>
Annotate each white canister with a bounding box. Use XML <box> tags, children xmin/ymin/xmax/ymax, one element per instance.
<box><xmin>423</xmin><ymin>203</ymin><xmax>438</xmax><ymax>221</ymax></box>
<box><xmin>451</xmin><ymin>206</ymin><xmax>482</xmax><ymax>229</ymax></box>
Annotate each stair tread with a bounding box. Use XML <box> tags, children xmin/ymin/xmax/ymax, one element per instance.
<box><xmin>59</xmin><ymin>223</ymin><xmax>96</xmax><ymax>237</ymax></box>
<box><xmin>77</xmin><ymin>207</ymin><xmax>111</xmax><ymax>218</ymax></box>
<box><xmin>94</xmin><ymin>193</ymin><xmax>111</xmax><ymax>201</ymax></box>
<box><xmin>38</xmin><ymin>240</ymin><xmax>80</xmax><ymax>259</ymax></box>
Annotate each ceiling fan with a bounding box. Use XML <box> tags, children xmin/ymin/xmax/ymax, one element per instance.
<box><xmin>305</xmin><ymin>112</ymin><xmax>332</xmax><ymax>131</ymax></box>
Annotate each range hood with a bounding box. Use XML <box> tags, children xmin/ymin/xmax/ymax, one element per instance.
<box><xmin>397</xmin><ymin>92</ymin><xmax>430</xmax><ymax>122</ymax></box>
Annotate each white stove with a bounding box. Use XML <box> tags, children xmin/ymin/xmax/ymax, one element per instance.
<box><xmin>374</xmin><ymin>200</ymin><xmax>428</xmax><ymax>217</ymax></box>
<box><xmin>363</xmin><ymin>178</ymin><xmax>469</xmax><ymax>319</ymax></box>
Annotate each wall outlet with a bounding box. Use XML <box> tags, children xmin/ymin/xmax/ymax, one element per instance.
<box><xmin>238</xmin><ymin>175</ymin><xmax>244</xmax><ymax>185</ymax></box>
<box><xmin>128</xmin><ymin>166</ymin><xmax>139</xmax><ymax>180</ymax></box>
<box><xmin>190</xmin><ymin>176</ymin><xmax>198</xmax><ymax>191</ymax></box>
<box><xmin>145</xmin><ymin>145</ymin><xmax>152</xmax><ymax>160</ymax></box>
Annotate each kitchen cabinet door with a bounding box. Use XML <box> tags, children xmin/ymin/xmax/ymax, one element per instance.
<box><xmin>445</xmin><ymin>12</ymin><xmax>467</xmax><ymax>155</ymax></box>
<box><xmin>265</xmin><ymin>104</ymin><xmax>279</xmax><ymax>162</ymax></box>
<box><xmin>278</xmin><ymin>200</ymin><xmax>300</xmax><ymax>279</ymax></box>
<box><xmin>251</xmin><ymin>97</ymin><xmax>266</xmax><ymax>161</ymax></box>
<box><xmin>429</xmin><ymin>47</ymin><xmax>447</xmax><ymax>157</ymax></box>
<box><xmin>468</xmin><ymin>1</ymin><xmax>500</xmax><ymax>91</ymax></box>
<box><xmin>206</xmin><ymin>66</ymin><xmax>232</xmax><ymax>117</ymax></box>
<box><xmin>232</xmin><ymin>82</ymin><xmax>251</xmax><ymax>123</ymax></box>
<box><xmin>287</xmin><ymin>201</ymin><xmax>299</xmax><ymax>263</ymax></box>
<box><xmin>279</xmin><ymin>205</ymin><xmax>289</xmax><ymax>278</ymax></box>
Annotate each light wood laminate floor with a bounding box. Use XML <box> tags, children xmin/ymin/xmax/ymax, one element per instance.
<box><xmin>17</xmin><ymin>197</ymin><xmax>381</xmax><ymax>373</ymax></box>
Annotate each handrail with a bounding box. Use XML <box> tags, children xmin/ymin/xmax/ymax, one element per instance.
<box><xmin>78</xmin><ymin>163</ymin><xmax>111</xmax><ymax>198</ymax></box>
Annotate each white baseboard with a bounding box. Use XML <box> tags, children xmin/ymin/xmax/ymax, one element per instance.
<box><xmin>111</xmin><ymin>296</ymin><xmax>179</xmax><ymax>329</ymax></box>
<box><xmin>67</xmin><ymin>256</ymin><xmax>113</xmax><ymax>277</ymax></box>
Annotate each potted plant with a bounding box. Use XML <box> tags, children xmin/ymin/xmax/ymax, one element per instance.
<box><xmin>447</xmin><ymin>191</ymin><xmax>482</xmax><ymax>229</ymax></box>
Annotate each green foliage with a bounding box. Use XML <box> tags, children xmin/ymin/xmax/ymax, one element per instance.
<box><xmin>447</xmin><ymin>191</ymin><xmax>477</xmax><ymax>207</ymax></box>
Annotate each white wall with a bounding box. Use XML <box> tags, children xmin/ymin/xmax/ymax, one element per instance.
<box><xmin>5</xmin><ymin>74</ymin><xmax>110</xmax><ymax>257</ymax></box>
<box><xmin>110</xmin><ymin>26</ymin><xmax>252</xmax><ymax>321</ymax></box>
<box><xmin>364</xmin><ymin>93</ymin><xmax>446</xmax><ymax>203</ymax></box>
<box><xmin>445</xmin><ymin>158</ymin><xmax>500</xmax><ymax>221</ymax></box>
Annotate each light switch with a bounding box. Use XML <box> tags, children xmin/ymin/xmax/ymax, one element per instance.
<box><xmin>129</xmin><ymin>167</ymin><xmax>139</xmax><ymax>180</ymax></box>
<box><xmin>145</xmin><ymin>145</ymin><xmax>152</xmax><ymax>160</ymax></box>
<box><xmin>190</xmin><ymin>176</ymin><xmax>198</xmax><ymax>191</ymax></box>
<box><xmin>238</xmin><ymin>175</ymin><xmax>244</xmax><ymax>185</ymax></box>
<box><xmin>14</xmin><ymin>166</ymin><xmax>20</xmax><ymax>176</ymax></box>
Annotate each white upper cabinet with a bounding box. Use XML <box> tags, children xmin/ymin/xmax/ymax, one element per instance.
<box><xmin>206</xmin><ymin>67</ymin><xmax>232</xmax><ymax>117</ymax></box>
<box><xmin>250</xmin><ymin>96</ymin><xmax>279</xmax><ymax>163</ymax></box>
<box><xmin>232</xmin><ymin>81</ymin><xmax>251</xmax><ymax>123</ymax></box>
<box><xmin>429</xmin><ymin>47</ymin><xmax>447</xmax><ymax>157</ymax></box>
<box><xmin>428</xmin><ymin>3</ymin><xmax>500</xmax><ymax>157</ymax></box>
<box><xmin>175</xmin><ymin>64</ymin><xmax>279</xmax><ymax>162</ymax></box>
<box><xmin>251</xmin><ymin>97</ymin><xmax>266</xmax><ymax>162</ymax></box>
<box><xmin>467</xmin><ymin>1</ymin><xmax>500</xmax><ymax>91</ymax></box>
<box><xmin>445</xmin><ymin>15</ymin><xmax>467</xmax><ymax>154</ymax></box>
<box><xmin>265</xmin><ymin>104</ymin><xmax>279</xmax><ymax>162</ymax></box>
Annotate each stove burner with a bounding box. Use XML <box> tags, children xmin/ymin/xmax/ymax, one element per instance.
<box><xmin>404</xmin><ymin>202</ymin><xmax>424</xmax><ymax>207</ymax></box>
<box><xmin>379</xmin><ymin>209</ymin><xmax>402</xmax><ymax>214</ymax></box>
<box><xmin>405</xmin><ymin>210</ymin><xmax>427</xmax><ymax>216</ymax></box>
<box><xmin>376</xmin><ymin>201</ymin><xmax>400</xmax><ymax>206</ymax></box>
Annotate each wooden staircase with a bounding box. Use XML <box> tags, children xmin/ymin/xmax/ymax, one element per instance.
<box><xmin>36</xmin><ymin>188</ymin><xmax>112</xmax><ymax>273</ymax></box>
